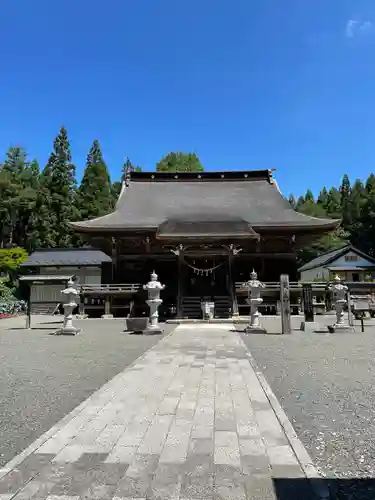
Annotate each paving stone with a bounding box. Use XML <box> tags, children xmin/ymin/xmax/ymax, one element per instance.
<box><xmin>125</xmin><ymin>454</ymin><xmax>159</xmax><ymax>479</ymax></box>
<box><xmin>213</xmin><ymin>483</ymin><xmax>247</xmax><ymax>500</ymax></box>
<box><xmin>243</xmin><ymin>474</ymin><xmax>277</xmax><ymax>500</ymax></box>
<box><xmin>105</xmin><ymin>445</ymin><xmax>137</xmax><ymax>464</ymax></box>
<box><xmin>191</xmin><ymin>425</ymin><xmax>213</xmax><ymax>439</ymax></box>
<box><xmin>138</xmin><ymin>414</ymin><xmax>174</xmax><ymax>455</ymax></box>
<box><xmin>189</xmin><ymin>438</ymin><xmax>214</xmax><ymax>456</ymax></box>
<box><xmin>239</xmin><ymin>438</ymin><xmax>267</xmax><ymax>457</ymax></box>
<box><xmin>46</xmin><ymin>496</ymin><xmax>81</xmax><ymax>500</ymax></box>
<box><xmin>180</xmin><ymin>471</ymin><xmax>214</xmax><ymax>498</ymax></box>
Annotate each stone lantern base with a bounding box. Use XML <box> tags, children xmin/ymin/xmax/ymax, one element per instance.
<box><xmin>244</xmin><ymin>325</ymin><xmax>267</xmax><ymax>334</ymax></box>
<box><xmin>144</xmin><ymin>325</ymin><xmax>163</xmax><ymax>335</ymax></box>
<box><xmin>54</xmin><ymin>325</ymin><xmax>81</xmax><ymax>336</ymax></box>
<box><xmin>327</xmin><ymin>323</ymin><xmax>355</xmax><ymax>333</ymax></box>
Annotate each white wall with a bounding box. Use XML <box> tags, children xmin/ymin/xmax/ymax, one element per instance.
<box><xmin>300</xmin><ymin>266</ymin><xmax>330</xmax><ymax>282</ymax></box>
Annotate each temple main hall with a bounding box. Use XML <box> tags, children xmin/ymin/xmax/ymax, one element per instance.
<box><xmin>71</xmin><ymin>169</ymin><xmax>338</xmax><ymax>319</ymax></box>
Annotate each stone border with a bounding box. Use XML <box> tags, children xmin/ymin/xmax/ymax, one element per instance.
<box><xmin>245</xmin><ymin>349</ymin><xmax>331</xmax><ymax>500</ymax></box>
<box><xmin>2</xmin><ymin>325</ymin><xmax>176</xmax><ymax>473</ymax></box>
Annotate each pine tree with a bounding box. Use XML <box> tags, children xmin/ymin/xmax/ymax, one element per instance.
<box><xmin>34</xmin><ymin>126</ymin><xmax>78</xmax><ymax>248</ymax></box>
<box><xmin>78</xmin><ymin>140</ymin><xmax>113</xmax><ymax>220</ymax></box>
<box><xmin>358</xmin><ymin>174</ymin><xmax>375</xmax><ymax>255</ymax></box>
<box><xmin>288</xmin><ymin>194</ymin><xmax>296</xmax><ymax>208</ymax></box>
<box><xmin>317</xmin><ymin>187</ymin><xmax>328</xmax><ymax>206</ymax></box>
<box><xmin>0</xmin><ymin>148</ymin><xmax>39</xmax><ymax>248</ymax></box>
<box><xmin>324</xmin><ymin>187</ymin><xmax>341</xmax><ymax>218</ymax></box>
<box><xmin>340</xmin><ymin>174</ymin><xmax>352</xmax><ymax>230</ymax></box>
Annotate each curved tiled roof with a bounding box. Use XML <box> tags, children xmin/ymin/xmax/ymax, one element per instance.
<box><xmin>70</xmin><ymin>170</ymin><xmax>340</xmax><ymax>233</ymax></box>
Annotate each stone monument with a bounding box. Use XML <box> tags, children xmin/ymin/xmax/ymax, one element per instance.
<box><xmin>143</xmin><ymin>271</ymin><xmax>165</xmax><ymax>334</ymax></box>
<box><xmin>54</xmin><ymin>279</ymin><xmax>81</xmax><ymax>335</ymax></box>
<box><xmin>327</xmin><ymin>275</ymin><xmax>354</xmax><ymax>333</ymax></box>
<box><xmin>244</xmin><ymin>270</ymin><xmax>267</xmax><ymax>334</ymax></box>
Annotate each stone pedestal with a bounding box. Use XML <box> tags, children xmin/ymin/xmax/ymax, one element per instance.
<box><xmin>243</xmin><ymin>270</ymin><xmax>267</xmax><ymax>334</ymax></box>
<box><xmin>143</xmin><ymin>272</ymin><xmax>165</xmax><ymax>335</ymax></box>
<box><xmin>54</xmin><ymin>279</ymin><xmax>81</xmax><ymax>336</ymax></box>
<box><xmin>300</xmin><ymin>321</ymin><xmax>322</xmax><ymax>333</ymax></box>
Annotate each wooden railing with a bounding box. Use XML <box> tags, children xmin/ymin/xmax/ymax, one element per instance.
<box><xmin>80</xmin><ymin>283</ymin><xmax>141</xmax><ymax>295</ymax></box>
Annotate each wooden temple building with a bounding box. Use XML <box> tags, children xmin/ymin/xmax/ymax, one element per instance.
<box><xmin>71</xmin><ymin>170</ymin><xmax>339</xmax><ymax>319</ymax></box>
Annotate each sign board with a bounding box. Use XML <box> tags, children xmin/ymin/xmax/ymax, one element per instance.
<box><xmin>302</xmin><ymin>284</ymin><xmax>314</xmax><ymax>322</ymax></box>
<box><xmin>280</xmin><ymin>274</ymin><xmax>292</xmax><ymax>334</ymax></box>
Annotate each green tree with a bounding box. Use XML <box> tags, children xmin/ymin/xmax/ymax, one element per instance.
<box><xmin>33</xmin><ymin>126</ymin><xmax>78</xmax><ymax>248</ymax></box>
<box><xmin>317</xmin><ymin>186</ymin><xmax>328</xmax><ymax>206</ymax></box>
<box><xmin>78</xmin><ymin>140</ymin><xmax>113</xmax><ymax>220</ymax></box>
<box><xmin>340</xmin><ymin>174</ymin><xmax>352</xmax><ymax>231</ymax></box>
<box><xmin>324</xmin><ymin>187</ymin><xmax>341</xmax><ymax>218</ymax></box>
<box><xmin>288</xmin><ymin>194</ymin><xmax>296</xmax><ymax>208</ymax></box>
<box><xmin>0</xmin><ymin>148</ymin><xmax>40</xmax><ymax>249</ymax></box>
<box><xmin>357</xmin><ymin>173</ymin><xmax>375</xmax><ymax>255</ymax></box>
<box><xmin>156</xmin><ymin>152</ymin><xmax>204</xmax><ymax>172</ymax></box>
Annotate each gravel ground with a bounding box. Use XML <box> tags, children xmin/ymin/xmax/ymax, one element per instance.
<box><xmin>0</xmin><ymin>315</ymin><xmax>174</xmax><ymax>467</ymax></box>
<box><xmin>241</xmin><ymin>317</ymin><xmax>375</xmax><ymax>499</ymax></box>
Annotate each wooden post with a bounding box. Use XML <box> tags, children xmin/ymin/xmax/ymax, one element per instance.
<box><xmin>280</xmin><ymin>274</ymin><xmax>292</xmax><ymax>334</ymax></box>
<box><xmin>26</xmin><ymin>284</ymin><xmax>31</xmax><ymax>329</ymax></box>
<box><xmin>347</xmin><ymin>290</ymin><xmax>353</xmax><ymax>327</ymax></box>
<box><xmin>79</xmin><ymin>293</ymin><xmax>85</xmax><ymax>317</ymax></box>
<box><xmin>177</xmin><ymin>254</ymin><xmax>183</xmax><ymax>318</ymax></box>
<box><xmin>302</xmin><ymin>284</ymin><xmax>314</xmax><ymax>322</ymax></box>
<box><xmin>111</xmin><ymin>237</ymin><xmax>117</xmax><ymax>283</ymax></box>
<box><xmin>228</xmin><ymin>252</ymin><xmax>238</xmax><ymax>317</ymax></box>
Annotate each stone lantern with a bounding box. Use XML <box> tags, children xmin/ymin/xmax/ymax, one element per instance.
<box><xmin>327</xmin><ymin>275</ymin><xmax>354</xmax><ymax>332</ymax></box>
<box><xmin>143</xmin><ymin>271</ymin><xmax>165</xmax><ymax>334</ymax></box>
<box><xmin>244</xmin><ymin>270</ymin><xmax>267</xmax><ymax>334</ymax></box>
<box><xmin>54</xmin><ymin>279</ymin><xmax>81</xmax><ymax>335</ymax></box>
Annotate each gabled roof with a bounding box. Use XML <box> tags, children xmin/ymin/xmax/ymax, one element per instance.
<box><xmin>298</xmin><ymin>245</ymin><xmax>375</xmax><ymax>272</ymax></box>
<box><xmin>21</xmin><ymin>248</ymin><xmax>112</xmax><ymax>267</ymax></box>
<box><xmin>70</xmin><ymin>170</ymin><xmax>339</xmax><ymax>234</ymax></box>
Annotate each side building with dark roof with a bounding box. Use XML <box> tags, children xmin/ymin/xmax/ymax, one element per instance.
<box><xmin>298</xmin><ymin>245</ymin><xmax>375</xmax><ymax>282</ymax></box>
<box><xmin>70</xmin><ymin>169</ymin><xmax>339</xmax><ymax>319</ymax></box>
<box><xmin>20</xmin><ymin>248</ymin><xmax>112</xmax><ymax>314</ymax></box>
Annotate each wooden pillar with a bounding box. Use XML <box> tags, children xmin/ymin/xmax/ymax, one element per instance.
<box><xmin>177</xmin><ymin>254</ymin><xmax>183</xmax><ymax>318</ymax></box>
<box><xmin>101</xmin><ymin>294</ymin><xmax>113</xmax><ymax>319</ymax></box>
<box><xmin>111</xmin><ymin>237</ymin><xmax>117</xmax><ymax>283</ymax></box>
<box><xmin>26</xmin><ymin>284</ymin><xmax>31</xmax><ymax>329</ymax></box>
<box><xmin>79</xmin><ymin>293</ymin><xmax>85</xmax><ymax>316</ymax></box>
<box><xmin>280</xmin><ymin>274</ymin><xmax>292</xmax><ymax>334</ymax></box>
<box><xmin>228</xmin><ymin>252</ymin><xmax>239</xmax><ymax>317</ymax></box>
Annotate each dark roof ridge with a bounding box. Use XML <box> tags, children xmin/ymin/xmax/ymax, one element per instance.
<box><xmin>126</xmin><ymin>169</ymin><xmax>273</xmax><ymax>182</ymax></box>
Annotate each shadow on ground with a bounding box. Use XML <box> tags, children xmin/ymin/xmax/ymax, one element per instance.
<box><xmin>273</xmin><ymin>477</ymin><xmax>375</xmax><ymax>500</ymax></box>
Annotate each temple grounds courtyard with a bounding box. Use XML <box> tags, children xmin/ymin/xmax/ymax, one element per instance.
<box><xmin>0</xmin><ymin>315</ymin><xmax>374</xmax><ymax>498</ymax></box>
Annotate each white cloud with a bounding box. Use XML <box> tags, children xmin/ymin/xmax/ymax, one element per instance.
<box><xmin>346</xmin><ymin>19</ymin><xmax>373</xmax><ymax>38</ymax></box>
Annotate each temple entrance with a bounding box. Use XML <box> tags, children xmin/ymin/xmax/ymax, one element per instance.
<box><xmin>180</xmin><ymin>257</ymin><xmax>232</xmax><ymax>318</ymax></box>
<box><xmin>183</xmin><ymin>257</ymin><xmax>228</xmax><ymax>298</ymax></box>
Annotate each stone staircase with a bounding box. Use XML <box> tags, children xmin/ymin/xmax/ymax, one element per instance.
<box><xmin>181</xmin><ymin>296</ymin><xmax>202</xmax><ymax>319</ymax></box>
<box><xmin>214</xmin><ymin>296</ymin><xmax>232</xmax><ymax>319</ymax></box>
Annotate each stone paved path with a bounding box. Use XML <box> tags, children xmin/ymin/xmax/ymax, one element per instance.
<box><xmin>0</xmin><ymin>325</ymin><xmax>316</xmax><ymax>499</ymax></box>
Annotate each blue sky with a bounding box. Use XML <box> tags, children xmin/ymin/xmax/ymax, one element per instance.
<box><xmin>1</xmin><ymin>0</ymin><xmax>374</xmax><ymax>197</ymax></box>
